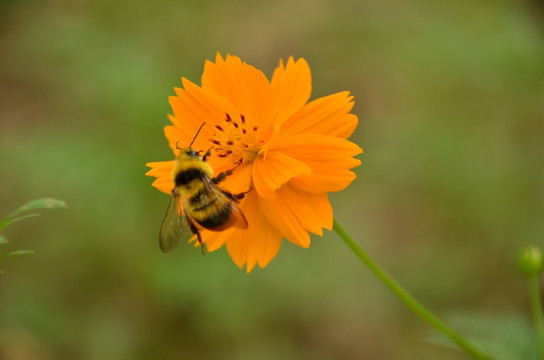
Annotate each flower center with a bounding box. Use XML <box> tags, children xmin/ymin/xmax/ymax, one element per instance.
<box><xmin>209</xmin><ymin>113</ymin><xmax>263</xmax><ymax>164</ymax></box>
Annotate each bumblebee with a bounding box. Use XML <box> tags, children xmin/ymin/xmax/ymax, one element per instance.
<box><xmin>159</xmin><ymin>123</ymin><xmax>248</xmax><ymax>254</ymax></box>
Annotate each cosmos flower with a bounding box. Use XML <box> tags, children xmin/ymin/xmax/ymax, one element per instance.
<box><xmin>146</xmin><ymin>53</ymin><xmax>362</xmax><ymax>272</ymax></box>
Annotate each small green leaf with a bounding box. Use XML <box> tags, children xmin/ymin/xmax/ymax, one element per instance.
<box><xmin>0</xmin><ymin>198</ymin><xmax>67</xmax><ymax>231</ymax></box>
<box><xmin>8</xmin><ymin>198</ymin><xmax>68</xmax><ymax>218</ymax></box>
<box><xmin>1</xmin><ymin>213</ymin><xmax>42</xmax><ymax>230</ymax></box>
<box><xmin>0</xmin><ymin>250</ymin><xmax>35</xmax><ymax>261</ymax></box>
<box><xmin>0</xmin><ymin>250</ymin><xmax>35</xmax><ymax>274</ymax></box>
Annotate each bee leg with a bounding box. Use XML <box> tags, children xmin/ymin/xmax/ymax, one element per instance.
<box><xmin>189</xmin><ymin>221</ymin><xmax>206</xmax><ymax>255</ymax></box>
<box><xmin>232</xmin><ymin>187</ymin><xmax>253</xmax><ymax>200</ymax></box>
<box><xmin>212</xmin><ymin>168</ymin><xmax>235</xmax><ymax>184</ymax></box>
<box><xmin>212</xmin><ymin>162</ymin><xmax>242</xmax><ymax>184</ymax></box>
<box><xmin>198</xmin><ymin>233</ymin><xmax>205</xmax><ymax>255</ymax></box>
<box><xmin>202</xmin><ymin>149</ymin><xmax>212</xmax><ymax>162</ymax></box>
<box><xmin>212</xmin><ymin>171</ymin><xmax>228</xmax><ymax>184</ymax></box>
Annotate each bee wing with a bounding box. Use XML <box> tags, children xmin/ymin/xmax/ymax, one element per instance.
<box><xmin>228</xmin><ymin>199</ymin><xmax>248</xmax><ymax>230</ymax></box>
<box><xmin>204</xmin><ymin>177</ymin><xmax>248</xmax><ymax>231</ymax></box>
<box><xmin>159</xmin><ymin>193</ymin><xmax>193</xmax><ymax>253</ymax></box>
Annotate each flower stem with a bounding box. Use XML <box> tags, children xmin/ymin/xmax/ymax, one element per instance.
<box><xmin>528</xmin><ymin>276</ymin><xmax>544</xmax><ymax>359</ymax></box>
<box><xmin>333</xmin><ymin>219</ymin><xmax>489</xmax><ymax>360</ymax></box>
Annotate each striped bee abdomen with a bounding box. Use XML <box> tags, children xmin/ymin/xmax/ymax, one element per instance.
<box><xmin>180</xmin><ymin>176</ymin><xmax>235</xmax><ymax>230</ymax></box>
<box><xmin>195</xmin><ymin>202</ymin><xmax>232</xmax><ymax>229</ymax></box>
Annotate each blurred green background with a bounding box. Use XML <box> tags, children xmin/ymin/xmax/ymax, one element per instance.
<box><xmin>1</xmin><ymin>0</ymin><xmax>543</xmax><ymax>359</ymax></box>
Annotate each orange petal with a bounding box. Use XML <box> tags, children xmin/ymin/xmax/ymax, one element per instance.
<box><xmin>204</xmin><ymin>227</ymin><xmax>233</xmax><ymax>252</ymax></box>
<box><xmin>258</xmin><ymin>192</ymin><xmax>311</xmax><ymax>248</ymax></box>
<box><xmin>255</xmin><ymin>224</ymin><xmax>282</xmax><ymax>270</ymax></box>
<box><xmin>214</xmin><ymin>161</ymin><xmax>252</xmax><ymax>195</ymax></box>
<box><xmin>145</xmin><ymin>161</ymin><xmax>175</xmax><ymax>194</ymax></box>
<box><xmin>252</xmin><ymin>151</ymin><xmax>311</xmax><ymax>200</ymax></box>
<box><xmin>201</xmin><ymin>53</ymin><xmax>275</xmax><ymax>135</ymax></box>
<box><xmin>271</xmin><ymin>57</ymin><xmax>312</xmax><ymax>128</ymax></box>
<box><xmin>225</xmin><ymin>191</ymin><xmax>282</xmax><ymax>272</ymax></box>
<box><xmin>265</xmin><ymin>133</ymin><xmax>362</xmax><ymax>193</ymax></box>
<box><xmin>168</xmin><ymin>91</ymin><xmax>214</xmax><ymax>150</ymax></box>
<box><xmin>163</xmin><ymin>124</ymin><xmax>185</xmax><ymax>155</ymax></box>
<box><xmin>281</xmin><ymin>91</ymin><xmax>358</xmax><ymax>138</ymax></box>
<box><xmin>225</xmin><ymin>234</ymin><xmax>248</xmax><ymax>270</ymax></box>
<box><xmin>289</xmin><ymin>171</ymin><xmax>357</xmax><ymax>193</ymax></box>
<box><xmin>169</xmin><ymin>78</ymin><xmax>241</xmax><ymax>152</ymax></box>
<box><xmin>151</xmin><ymin>177</ymin><xmax>174</xmax><ymax>194</ymax></box>
<box><xmin>203</xmin><ymin>153</ymin><xmax>235</xmax><ymax>181</ymax></box>
<box><xmin>277</xmin><ymin>185</ymin><xmax>333</xmax><ymax>235</ymax></box>
<box><xmin>265</xmin><ymin>133</ymin><xmax>362</xmax><ymax>159</ymax></box>
<box><xmin>145</xmin><ymin>161</ymin><xmax>175</xmax><ymax>177</ymax></box>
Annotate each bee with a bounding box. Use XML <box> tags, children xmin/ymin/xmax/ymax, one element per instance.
<box><xmin>159</xmin><ymin>123</ymin><xmax>248</xmax><ymax>254</ymax></box>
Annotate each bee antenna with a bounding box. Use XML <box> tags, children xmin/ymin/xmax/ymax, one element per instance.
<box><xmin>189</xmin><ymin>122</ymin><xmax>206</xmax><ymax>148</ymax></box>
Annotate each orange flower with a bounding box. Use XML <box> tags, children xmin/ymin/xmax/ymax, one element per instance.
<box><xmin>146</xmin><ymin>54</ymin><xmax>362</xmax><ymax>272</ymax></box>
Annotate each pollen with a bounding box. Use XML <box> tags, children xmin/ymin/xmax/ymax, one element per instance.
<box><xmin>208</xmin><ymin>113</ymin><xmax>262</xmax><ymax>163</ymax></box>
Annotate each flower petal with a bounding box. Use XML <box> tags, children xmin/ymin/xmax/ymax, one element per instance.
<box><xmin>163</xmin><ymin>123</ymin><xmax>184</xmax><ymax>155</ymax></box>
<box><xmin>151</xmin><ymin>178</ymin><xmax>174</xmax><ymax>194</ymax></box>
<box><xmin>265</xmin><ymin>133</ymin><xmax>362</xmax><ymax>193</ymax></box>
<box><xmin>277</xmin><ymin>185</ymin><xmax>333</xmax><ymax>235</ymax></box>
<box><xmin>271</xmin><ymin>57</ymin><xmax>311</xmax><ymax>128</ymax></box>
<box><xmin>145</xmin><ymin>161</ymin><xmax>175</xmax><ymax>194</ymax></box>
<box><xmin>201</xmin><ymin>54</ymin><xmax>275</xmax><ymax>135</ymax></box>
<box><xmin>281</xmin><ymin>91</ymin><xmax>358</xmax><ymax>138</ymax></box>
<box><xmin>169</xmin><ymin>77</ymin><xmax>240</xmax><ymax>152</ymax></box>
<box><xmin>224</xmin><ymin>229</ymin><xmax>248</xmax><ymax>269</ymax></box>
<box><xmin>223</xmin><ymin>192</ymin><xmax>283</xmax><ymax>272</ymax></box>
<box><xmin>252</xmin><ymin>151</ymin><xmax>311</xmax><ymax>200</ymax></box>
<box><xmin>145</xmin><ymin>160</ymin><xmax>174</xmax><ymax>177</ymax></box>
<box><xmin>215</xmin><ymin>161</ymin><xmax>252</xmax><ymax>195</ymax></box>
<box><xmin>204</xmin><ymin>226</ymin><xmax>232</xmax><ymax>252</ymax></box>
<box><xmin>258</xmin><ymin>192</ymin><xmax>311</xmax><ymax>248</ymax></box>
<box><xmin>289</xmin><ymin>172</ymin><xmax>357</xmax><ymax>193</ymax></box>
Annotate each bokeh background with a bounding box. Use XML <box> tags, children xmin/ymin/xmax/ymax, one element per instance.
<box><xmin>1</xmin><ymin>0</ymin><xmax>543</xmax><ymax>359</ymax></box>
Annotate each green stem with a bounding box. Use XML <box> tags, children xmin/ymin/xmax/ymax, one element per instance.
<box><xmin>528</xmin><ymin>276</ymin><xmax>544</xmax><ymax>359</ymax></box>
<box><xmin>333</xmin><ymin>219</ymin><xmax>489</xmax><ymax>360</ymax></box>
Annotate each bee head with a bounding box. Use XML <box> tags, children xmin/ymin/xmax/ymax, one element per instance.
<box><xmin>184</xmin><ymin>148</ymin><xmax>200</xmax><ymax>158</ymax></box>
